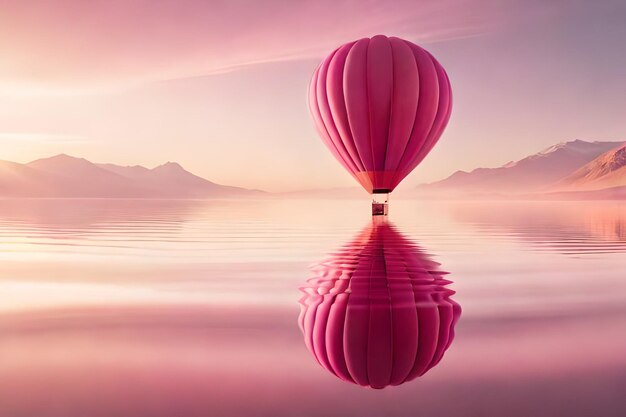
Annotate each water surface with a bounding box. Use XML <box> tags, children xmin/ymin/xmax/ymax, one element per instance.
<box><xmin>1</xmin><ymin>199</ymin><xmax>625</xmax><ymax>416</ymax></box>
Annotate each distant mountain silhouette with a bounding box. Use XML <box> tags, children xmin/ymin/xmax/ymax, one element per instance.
<box><xmin>0</xmin><ymin>154</ymin><xmax>264</xmax><ymax>198</ymax></box>
<box><xmin>0</xmin><ymin>160</ymin><xmax>57</xmax><ymax>197</ymax></box>
<box><xmin>554</xmin><ymin>143</ymin><xmax>626</xmax><ymax>191</ymax></box>
<box><xmin>540</xmin><ymin>186</ymin><xmax>626</xmax><ymax>200</ymax></box>
<box><xmin>418</xmin><ymin>140</ymin><xmax>623</xmax><ymax>196</ymax></box>
<box><xmin>281</xmin><ymin>186</ymin><xmax>366</xmax><ymax>199</ymax></box>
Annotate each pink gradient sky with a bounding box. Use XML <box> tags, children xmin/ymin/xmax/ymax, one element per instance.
<box><xmin>1</xmin><ymin>0</ymin><xmax>624</xmax><ymax>192</ymax></box>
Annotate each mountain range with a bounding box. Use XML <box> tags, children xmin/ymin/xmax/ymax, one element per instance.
<box><xmin>418</xmin><ymin>140</ymin><xmax>626</xmax><ymax>198</ymax></box>
<box><xmin>1</xmin><ymin>140</ymin><xmax>625</xmax><ymax>199</ymax></box>
<box><xmin>0</xmin><ymin>154</ymin><xmax>263</xmax><ymax>198</ymax></box>
<box><xmin>555</xmin><ymin>143</ymin><xmax>626</xmax><ymax>191</ymax></box>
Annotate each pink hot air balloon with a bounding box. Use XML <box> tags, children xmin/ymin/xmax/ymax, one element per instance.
<box><xmin>298</xmin><ymin>218</ymin><xmax>461</xmax><ymax>389</ymax></box>
<box><xmin>309</xmin><ymin>35</ymin><xmax>452</xmax><ymax>215</ymax></box>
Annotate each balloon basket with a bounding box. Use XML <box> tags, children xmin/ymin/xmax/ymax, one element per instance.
<box><xmin>372</xmin><ymin>192</ymin><xmax>389</xmax><ymax>216</ymax></box>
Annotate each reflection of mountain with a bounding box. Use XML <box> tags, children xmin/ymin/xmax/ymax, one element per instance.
<box><xmin>298</xmin><ymin>219</ymin><xmax>461</xmax><ymax>389</ymax></box>
<box><xmin>0</xmin><ymin>154</ymin><xmax>263</xmax><ymax>198</ymax></box>
<box><xmin>451</xmin><ymin>202</ymin><xmax>626</xmax><ymax>254</ymax></box>
<box><xmin>418</xmin><ymin>140</ymin><xmax>623</xmax><ymax>196</ymax></box>
<box><xmin>0</xmin><ymin>198</ymin><xmax>202</xmax><ymax>232</ymax></box>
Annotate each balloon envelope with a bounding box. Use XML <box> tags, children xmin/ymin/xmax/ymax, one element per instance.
<box><xmin>309</xmin><ymin>35</ymin><xmax>452</xmax><ymax>193</ymax></box>
<box><xmin>298</xmin><ymin>219</ymin><xmax>461</xmax><ymax>389</ymax></box>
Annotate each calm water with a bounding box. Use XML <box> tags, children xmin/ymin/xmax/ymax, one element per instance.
<box><xmin>0</xmin><ymin>199</ymin><xmax>625</xmax><ymax>416</ymax></box>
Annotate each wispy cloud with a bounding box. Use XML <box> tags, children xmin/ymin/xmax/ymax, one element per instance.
<box><xmin>0</xmin><ymin>0</ymin><xmax>537</xmax><ymax>93</ymax></box>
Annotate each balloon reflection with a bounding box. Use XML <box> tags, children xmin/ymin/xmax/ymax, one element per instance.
<box><xmin>298</xmin><ymin>218</ymin><xmax>461</xmax><ymax>389</ymax></box>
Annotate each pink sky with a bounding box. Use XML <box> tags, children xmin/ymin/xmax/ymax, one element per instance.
<box><xmin>1</xmin><ymin>0</ymin><xmax>624</xmax><ymax>192</ymax></box>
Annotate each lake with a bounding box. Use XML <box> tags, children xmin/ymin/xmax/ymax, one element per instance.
<box><xmin>0</xmin><ymin>198</ymin><xmax>625</xmax><ymax>416</ymax></box>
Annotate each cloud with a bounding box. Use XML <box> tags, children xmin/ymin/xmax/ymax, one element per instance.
<box><xmin>0</xmin><ymin>0</ymin><xmax>537</xmax><ymax>93</ymax></box>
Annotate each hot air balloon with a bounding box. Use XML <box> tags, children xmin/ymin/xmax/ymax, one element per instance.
<box><xmin>298</xmin><ymin>218</ymin><xmax>461</xmax><ymax>389</ymax></box>
<box><xmin>308</xmin><ymin>35</ymin><xmax>452</xmax><ymax>215</ymax></box>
